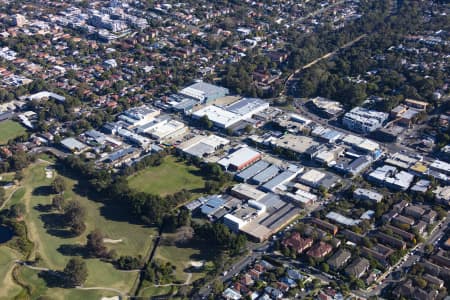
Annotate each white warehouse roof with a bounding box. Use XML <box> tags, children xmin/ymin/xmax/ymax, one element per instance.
<box><xmin>193</xmin><ymin>105</ymin><xmax>241</xmax><ymax>128</ymax></box>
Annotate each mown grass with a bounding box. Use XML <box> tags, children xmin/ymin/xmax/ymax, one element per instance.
<box><xmin>0</xmin><ymin>120</ymin><xmax>26</xmax><ymax>145</ymax></box>
<box><xmin>127</xmin><ymin>155</ymin><xmax>206</xmax><ymax>197</ymax></box>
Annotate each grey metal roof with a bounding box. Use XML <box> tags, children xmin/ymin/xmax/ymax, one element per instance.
<box><xmin>235</xmin><ymin>160</ymin><xmax>270</xmax><ymax>182</ymax></box>
<box><xmin>251</xmin><ymin>165</ymin><xmax>280</xmax><ymax>185</ymax></box>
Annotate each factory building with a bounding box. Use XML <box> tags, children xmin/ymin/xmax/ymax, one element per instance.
<box><xmin>218</xmin><ymin>147</ymin><xmax>262</xmax><ymax>171</ymax></box>
<box><xmin>179</xmin><ymin>81</ymin><xmax>229</xmax><ymax>103</ymax></box>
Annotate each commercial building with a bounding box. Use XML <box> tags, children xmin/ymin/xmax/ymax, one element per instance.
<box><xmin>261</xmin><ymin>170</ymin><xmax>299</xmax><ymax>193</ymax></box>
<box><xmin>333</xmin><ymin>155</ymin><xmax>373</xmax><ymax>177</ymax></box>
<box><xmin>226</xmin><ymin>97</ymin><xmax>269</xmax><ymax>119</ymax></box>
<box><xmin>180</xmin><ymin>81</ymin><xmax>229</xmax><ymax>103</ymax></box>
<box><xmin>251</xmin><ymin>165</ymin><xmax>280</xmax><ymax>185</ymax></box>
<box><xmin>309</xmin><ymin>97</ymin><xmax>344</xmax><ymax>118</ymax></box>
<box><xmin>60</xmin><ymin>137</ymin><xmax>88</xmax><ymax>153</ymax></box>
<box><xmin>117</xmin><ymin>128</ymin><xmax>151</xmax><ymax>148</ymax></box>
<box><xmin>353</xmin><ymin>188</ymin><xmax>383</xmax><ymax>203</ymax></box>
<box><xmin>404</xmin><ymin>99</ymin><xmax>429</xmax><ymax>111</ymax></box>
<box><xmin>178</xmin><ymin>134</ymin><xmax>230</xmax><ymax>158</ymax></box>
<box><xmin>235</xmin><ymin>160</ymin><xmax>271</xmax><ymax>182</ymax></box>
<box><xmin>298</xmin><ymin>169</ymin><xmax>340</xmax><ymax>190</ymax></box>
<box><xmin>271</xmin><ymin>134</ymin><xmax>319</xmax><ymax>157</ymax></box>
<box><xmin>223</xmin><ymin>193</ymin><xmax>299</xmax><ymax>242</ymax></box>
<box><xmin>341</xmin><ymin>134</ymin><xmax>381</xmax><ymax>157</ymax></box>
<box><xmin>367</xmin><ymin>165</ymin><xmax>414</xmax><ymax>191</ymax></box>
<box><xmin>231</xmin><ymin>184</ymin><xmax>267</xmax><ymax>201</ymax></box>
<box><xmin>137</xmin><ymin>118</ymin><xmax>187</xmax><ymax>141</ymax></box>
<box><xmin>284</xmin><ymin>189</ymin><xmax>317</xmax><ymax>208</ymax></box>
<box><xmin>429</xmin><ymin>159</ymin><xmax>450</xmax><ymax>176</ymax></box>
<box><xmin>342</xmin><ymin>107</ymin><xmax>388</xmax><ymax>133</ymax></box>
<box><xmin>119</xmin><ymin>105</ymin><xmax>161</xmax><ymax>128</ymax></box>
<box><xmin>218</xmin><ymin>147</ymin><xmax>262</xmax><ymax>171</ymax></box>
<box><xmin>192</xmin><ymin>105</ymin><xmax>241</xmax><ymax>129</ymax></box>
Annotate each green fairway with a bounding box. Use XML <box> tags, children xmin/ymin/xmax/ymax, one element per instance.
<box><xmin>0</xmin><ymin>246</ymin><xmax>22</xmax><ymax>299</ymax></box>
<box><xmin>0</xmin><ymin>120</ymin><xmax>26</xmax><ymax>145</ymax></box>
<box><xmin>17</xmin><ymin>162</ymin><xmax>156</xmax><ymax>297</ymax></box>
<box><xmin>17</xmin><ymin>267</ymin><xmax>121</xmax><ymax>300</ymax></box>
<box><xmin>155</xmin><ymin>234</ymin><xmax>215</xmax><ymax>284</ymax></box>
<box><xmin>7</xmin><ymin>187</ymin><xmax>26</xmax><ymax>207</ymax></box>
<box><xmin>127</xmin><ymin>156</ymin><xmax>206</xmax><ymax>197</ymax></box>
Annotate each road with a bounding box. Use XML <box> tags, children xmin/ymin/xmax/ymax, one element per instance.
<box><xmin>195</xmin><ymin>242</ymin><xmax>269</xmax><ymax>299</ymax></box>
<box><xmin>281</xmin><ymin>34</ymin><xmax>367</xmax><ymax>96</ymax></box>
<box><xmin>291</xmin><ymin>99</ymin><xmax>431</xmax><ymax>158</ymax></box>
<box><xmin>354</xmin><ymin>215</ymin><xmax>450</xmax><ymax>298</ymax></box>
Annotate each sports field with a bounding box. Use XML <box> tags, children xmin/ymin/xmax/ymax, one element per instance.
<box><xmin>127</xmin><ymin>156</ymin><xmax>206</xmax><ymax>197</ymax></box>
<box><xmin>0</xmin><ymin>120</ymin><xmax>26</xmax><ymax>145</ymax></box>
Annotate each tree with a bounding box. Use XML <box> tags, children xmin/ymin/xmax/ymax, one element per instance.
<box><xmin>52</xmin><ymin>176</ymin><xmax>67</xmax><ymax>194</ymax></box>
<box><xmin>86</xmin><ymin>229</ymin><xmax>108</xmax><ymax>258</ymax></box>
<box><xmin>320</xmin><ymin>262</ymin><xmax>330</xmax><ymax>273</ymax></box>
<box><xmin>0</xmin><ymin>187</ymin><xmax>5</xmax><ymax>205</ymax></box>
<box><xmin>64</xmin><ymin>200</ymin><xmax>86</xmax><ymax>235</ymax></box>
<box><xmin>52</xmin><ymin>194</ymin><xmax>65</xmax><ymax>211</ymax></box>
<box><xmin>199</xmin><ymin>115</ymin><xmax>213</xmax><ymax>129</ymax></box>
<box><xmin>63</xmin><ymin>257</ymin><xmax>88</xmax><ymax>287</ymax></box>
<box><xmin>10</xmin><ymin>203</ymin><xmax>25</xmax><ymax>218</ymax></box>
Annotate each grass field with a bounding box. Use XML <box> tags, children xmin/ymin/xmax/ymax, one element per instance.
<box><xmin>155</xmin><ymin>234</ymin><xmax>215</xmax><ymax>283</ymax></box>
<box><xmin>127</xmin><ymin>156</ymin><xmax>206</xmax><ymax>197</ymax></box>
<box><xmin>14</xmin><ymin>161</ymin><xmax>157</xmax><ymax>298</ymax></box>
<box><xmin>7</xmin><ymin>187</ymin><xmax>26</xmax><ymax>207</ymax></box>
<box><xmin>0</xmin><ymin>120</ymin><xmax>26</xmax><ymax>145</ymax></box>
<box><xmin>0</xmin><ymin>246</ymin><xmax>22</xmax><ymax>299</ymax></box>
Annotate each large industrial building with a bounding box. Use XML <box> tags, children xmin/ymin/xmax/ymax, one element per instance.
<box><xmin>223</xmin><ymin>193</ymin><xmax>300</xmax><ymax>242</ymax></box>
<box><xmin>225</xmin><ymin>97</ymin><xmax>269</xmax><ymax>119</ymax></box>
<box><xmin>177</xmin><ymin>134</ymin><xmax>230</xmax><ymax>158</ymax></box>
<box><xmin>179</xmin><ymin>81</ymin><xmax>229</xmax><ymax>103</ymax></box>
<box><xmin>192</xmin><ymin>105</ymin><xmax>242</xmax><ymax>128</ymax></box>
<box><xmin>218</xmin><ymin>147</ymin><xmax>262</xmax><ymax>171</ymax></box>
<box><xmin>118</xmin><ymin>105</ymin><xmax>161</xmax><ymax>128</ymax></box>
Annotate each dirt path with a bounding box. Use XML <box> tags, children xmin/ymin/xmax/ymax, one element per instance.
<box><xmin>0</xmin><ymin>186</ymin><xmax>19</xmax><ymax>210</ymax></box>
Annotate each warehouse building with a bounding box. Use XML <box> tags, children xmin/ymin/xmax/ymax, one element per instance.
<box><xmin>225</xmin><ymin>97</ymin><xmax>269</xmax><ymax>119</ymax></box>
<box><xmin>178</xmin><ymin>134</ymin><xmax>230</xmax><ymax>158</ymax></box>
<box><xmin>119</xmin><ymin>105</ymin><xmax>160</xmax><ymax>128</ymax></box>
<box><xmin>235</xmin><ymin>160</ymin><xmax>271</xmax><ymax>182</ymax></box>
<box><xmin>260</xmin><ymin>170</ymin><xmax>299</xmax><ymax>192</ymax></box>
<box><xmin>60</xmin><ymin>137</ymin><xmax>88</xmax><ymax>153</ymax></box>
<box><xmin>179</xmin><ymin>81</ymin><xmax>229</xmax><ymax>103</ymax></box>
<box><xmin>251</xmin><ymin>165</ymin><xmax>280</xmax><ymax>185</ymax></box>
<box><xmin>231</xmin><ymin>183</ymin><xmax>267</xmax><ymax>201</ymax></box>
<box><xmin>271</xmin><ymin>134</ymin><xmax>319</xmax><ymax>157</ymax></box>
<box><xmin>218</xmin><ymin>146</ymin><xmax>262</xmax><ymax>171</ymax></box>
<box><xmin>192</xmin><ymin>105</ymin><xmax>241</xmax><ymax>128</ymax></box>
